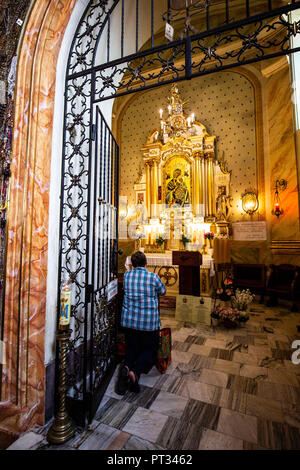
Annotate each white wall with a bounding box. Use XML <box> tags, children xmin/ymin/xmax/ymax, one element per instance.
<box><xmin>45</xmin><ymin>0</ymin><xmax>90</xmax><ymax>365</ymax></box>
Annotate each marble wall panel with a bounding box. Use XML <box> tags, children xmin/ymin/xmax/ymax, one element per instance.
<box><xmin>267</xmin><ymin>67</ymin><xmax>299</xmax><ymax>244</ymax></box>
<box><xmin>0</xmin><ymin>0</ymin><xmax>76</xmax><ymax>433</ymax></box>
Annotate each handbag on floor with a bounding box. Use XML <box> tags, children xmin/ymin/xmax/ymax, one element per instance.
<box><xmin>156</xmin><ymin>327</ymin><xmax>172</xmax><ymax>374</ymax></box>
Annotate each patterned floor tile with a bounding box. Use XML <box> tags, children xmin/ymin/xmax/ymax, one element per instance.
<box><xmin>217</xmin><ymin>408</ymin><xmax>258</xmax><ymax>444</ymax></box>
<box><xmin>188</xmin><ymin>344</ymin><xmax>212</xmax><ymax>357</ymax></box>
<box><xmin>95</xmin><ymin>398</ymin><xmax>138</xmax><ymax>429</ymax></box>
<box><xmin>226</xmin><ymin>374</ymin><xmax>258</xmax><ymax>395</ymax></box>
<box><xmin>267</xmin><ymin>368</ymin><xmax>299</xmax><ymax>387</ymax></box>
<box><xmin>213</xmin><ymin>358</ymin><xmax>241</xmax><ymax>376</ymax></box>
<box><xmin>172</xmin><ymin>340</ymin><xmax>191</xmax><ymax>352</ymax></box>
<box><xmin>180</xmin><ymin>399</ymin><xmax>220</xmax><ymax>430</ymax></box>
<box><xmin>257</xmin><ymin>381</ymin><xmax>300</xmax><ymax>404</ymax></box>
<box><xmin>121</xmin><ymin>385</ymin><xmax>160</xmax><ymax>408</ymax></box>
<box><xmin>209</xmin><ymin>348</ymin><xmax>234</xmax><ymax>361</ymax></box>
<box><xmin>213</xmin><ymin>388</ymin><xmax>247</xmax><ymax>413</ymax></box>
<box><xmin>124</xmin><ymin>435</ymin><xmax>165</xmax><ymax>450</ymax></box>
<box><xmin>106</xmin><ymin>431</ymin><xmax>131</xmax><ymax>450</ymax></box>
<box><xmin>232</xmin><ymin>351</ymin><xmax>260</xmax><ymax>366</ymax></box>
<box><xmin>281</xmin><ymin>403</ymin><xmax>300</xmax><ymax>429</ymax></box>
<box><xmin>246</xmin><ymin>395</ymin><xmax>284</xmax><ymax>423</ymax></box>
<box><xmin>257</xmin><ymin>418</ymin><xmax>300</xmax><ymax>450</ymax></box>
<box><xmin>78</xmin><ymin>423</ymin><xmax>120</xmax><ymax>450</ymax></box>
<box><xmin>123</xmin><ymin>407</ymin><xmax>168</xmax><ymax>443</ymax></box>
<box><xmin>9</xmin><ymin>303</ymin><xmax>300</xmax><ymax>451</ymax></box>
<box><xmin>156</xmin><ymin>416</ymin><xmax>191</xmax><ymax>450</ymax></box>
<box><xmin>149</xmin><ymin>390</ymin><xmax>188</xmax><ymax>419</ymax></box>
<box><xmin>181</xmin><ymin>423</ymin><xmax>206</xmax><ymax>450</ymax></box>
<box><xmin>239</xmin><ymin>364</ymin><xmax>268</xmax><ymax>380</ymax></box>
<box><xmin>197</xmin><ymin>368</ymin><xmax>229</xmax><ymax>388</ymax></box>
<box><xmin>187</xmin><ymin>354</ymin><xmax>216</xmax><ymax>370</ymax></box>
<box><xmin>198</xmin><ymin>428</ymin><xmax>243</xmax><ymax>450</ymax></box>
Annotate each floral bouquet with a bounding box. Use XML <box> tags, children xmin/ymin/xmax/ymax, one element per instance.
<box><xmin>211</xmin><ymin>304</ymin><xmax>240</xmax><ymax>328</ymax></box>
<box><xmin>204</xmin><ymin>232</ymin><xmax>214</xmax><ymax>240</ymax></box>
<box><xmin>231</xmin><ymin>288</ymin><xmax>254</xmax><ymax>325</ymax></box>
<box><xmin>181</xmin><ymin>234</ymin><xmax>191</xmax><ymax>249</ymax></box>
<box><xmin>215</xmin><ymin>277</ymin><xmax>233</xmax><ymax>301</ymax></box>
<box><xmin>231</xmin><ymin>288</ymin><xmax>255</xmax><ymax>312</ymax></box>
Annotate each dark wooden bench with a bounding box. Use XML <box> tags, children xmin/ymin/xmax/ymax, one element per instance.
<box><xmin>266</xmin><ymin>264</ymin><xmax>300</xmax><ymax>311</ymax></box>
<box><xmin>233</xmin><ymin>263</ymin><xmax>266</xmax><ymax>303</ymax></box>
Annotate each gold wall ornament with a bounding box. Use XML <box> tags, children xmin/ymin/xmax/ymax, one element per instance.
<box><xmin>216</xmin><ymin>188</ymin><xmax>232</xmax><ymax>222</ymax></box>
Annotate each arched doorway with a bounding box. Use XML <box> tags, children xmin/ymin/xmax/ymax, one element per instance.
<box><xmin>1</xmin><ymin>0</ymin><xmax>300</xmax><ymax>433</ymax></box>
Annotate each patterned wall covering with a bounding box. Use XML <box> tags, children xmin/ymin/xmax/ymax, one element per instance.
<box><xmin>119</xmin><ymin>71</ymin><xmax>257</xmax><ymax>221</ymax></box>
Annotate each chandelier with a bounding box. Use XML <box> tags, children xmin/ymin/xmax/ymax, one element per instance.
<box><xmin>158</xmin><ymin>84</ymin><xmax>196</xmax><ymax>142</ymax></box>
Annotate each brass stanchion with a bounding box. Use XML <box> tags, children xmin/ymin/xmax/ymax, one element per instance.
<box><xmin>47</xmin><ymin>328</ymin><xmax>75</xmax><ymax>444</ymax></box>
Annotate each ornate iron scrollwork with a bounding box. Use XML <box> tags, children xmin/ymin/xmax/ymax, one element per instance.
<box><xmin>58</xmin><ymin>0</ymin><xmax>300</xmax><ymax>422</ymax></box>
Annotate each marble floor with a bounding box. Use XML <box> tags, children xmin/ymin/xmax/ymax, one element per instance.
<box><xmin>7</xmin><ymin>303</ymin><xmax>300</xmax><ymax>450</ymax></box>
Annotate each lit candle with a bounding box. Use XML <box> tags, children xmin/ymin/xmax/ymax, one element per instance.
<box><xmin>191</xmin><ymin>113</ymin><xmax>195</xmax><ymax>123</ymax></box>
<box><xmin>168</xmin><ymin>105</ymin><xmax>172</xmax><ymax>115</ymax></box>
<box><xmin>59</xmin><ymin>280</ymin><xmax>71</xmax><ymax>329</ymax></box>
<box><xmin>187</xmin><ymin>117</ymin><xmax>191</xmax><ymax>127</ymax></box>
<box><xmin>159</xmin><ymin>109</ymin><xmax>163</xmax><ymax>119</ymax></box>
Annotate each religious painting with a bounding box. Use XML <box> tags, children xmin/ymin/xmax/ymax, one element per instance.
<box><xmin>163</xmin><ymin>156</ymin><xmax>191</xmax><ymax>208</ymax></box>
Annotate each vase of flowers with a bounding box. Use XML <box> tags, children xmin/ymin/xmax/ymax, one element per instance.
<box><xmin>204</xmin><ymin>231</ymin><xmax>214</xmax><ymax>248</ymax></box>
<box><xmin>156</xmin><ymin>235</ymin><xmax>166</xmax><ymax>253</ymax></box>
<box><xmin>212</xmin><ymin>304</ymin><xmax>240</xmax><ymax>328</ymax></box>
<box><xmin>216</xmin><ymin>277</ymin><xmax>234</xmax><ymax>303</ymax></box>
<box><xmin>231</xmin><ymin>288</ymin><xmax>254</xmax><ymax>328</ymax></box>
<box><xmin>181</xmin><ymin>234</ymin><xmax>191</xmax><ymax>250</ymax></box>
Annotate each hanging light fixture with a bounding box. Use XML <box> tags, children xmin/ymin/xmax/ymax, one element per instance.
<box><xmin>241</xmin><ymin>190</ymin><xmax>259</xmax><ymax>216</ymax></box>
<box><xmin>271</xmin><ymin>179</ymin><xmax>287</xmax><ymax>218</ymax></box>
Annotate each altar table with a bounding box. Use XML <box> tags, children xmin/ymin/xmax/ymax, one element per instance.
<box><xmin>125</xmin><ymin>252</ymin><xmax>215</xmax><ymax>296</ymax></box>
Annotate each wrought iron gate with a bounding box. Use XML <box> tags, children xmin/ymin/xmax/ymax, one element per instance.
<box><xmin>58</xmin><ymin>103</ymin><xmax>119</xmax><ymax>425</ymax></box>
<box><xmin>58</xmin><ymin>0</ymin><xmax>300</xmax><ymax>425</ymax></box>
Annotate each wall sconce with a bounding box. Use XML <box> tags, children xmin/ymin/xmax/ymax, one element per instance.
<box><xmin>271</xmin><ymin>179</ymin><xmax>287</xmax><ymax>218</ymax></box>
<box><xmin>241</xmin><ymin>190</ymin><xmax>259</xmax><ymax>216</ymax></box>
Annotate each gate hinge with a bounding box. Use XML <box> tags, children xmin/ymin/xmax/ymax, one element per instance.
<box><xmin>85</xmin><ymin>284</ymin><xmax>93</xmax><ymax>303</ymax></box>
<box><xmin>91</xmin><ymin>124</ymin><xmax>96</xmax><ymax>141</ymax></box>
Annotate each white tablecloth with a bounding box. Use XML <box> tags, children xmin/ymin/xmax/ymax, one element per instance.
<box><xmin>125</xmin><ymin>253</ymin><xmax>215</xmax><ymax>276</ymax></box>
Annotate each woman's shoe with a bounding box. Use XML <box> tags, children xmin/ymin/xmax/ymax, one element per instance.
<box><xmin>116</xmin><ymin>365</ymin><xmax>129</xmax><ymax>395</ymax></box>
<box><xmin>128</xmin><ymin>370</ymin><xmax>140</xmax><ymax>393</ymax></box>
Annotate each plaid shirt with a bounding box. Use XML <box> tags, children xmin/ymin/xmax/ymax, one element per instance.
<box><xmin>121</xmin><ymin>267</ymin><xmax>166</xmax><ymax>331</ymax></box>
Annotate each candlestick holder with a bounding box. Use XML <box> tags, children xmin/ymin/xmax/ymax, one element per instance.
<box><xmin>47</xmin><ymin>328</ymin><xmax>75</xmax><ymax>444</ymax></box>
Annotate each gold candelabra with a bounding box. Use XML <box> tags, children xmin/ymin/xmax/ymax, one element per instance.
<box><xmin>47</xmin><ymin>328</ymin><xmax>75</xmax><ymax>444</ymax></box>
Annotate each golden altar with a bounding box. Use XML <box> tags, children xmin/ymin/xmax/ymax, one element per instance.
<box><xmin>127</xmin><ymin>85</ymin><xmax>232</xmax><ymax>293</ymax></box>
